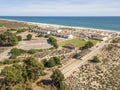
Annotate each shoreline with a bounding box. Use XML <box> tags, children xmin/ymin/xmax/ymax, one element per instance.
<box><xmin>0</xmin><ymin>18</ymin><xmax>119</xmax><ymax>33</ymax></box>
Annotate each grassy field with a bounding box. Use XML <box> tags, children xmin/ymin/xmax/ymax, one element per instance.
<box><xmin>58</xmin><ymin>38</ymin><xmax>98</xmax><ymax>48</ymax></box>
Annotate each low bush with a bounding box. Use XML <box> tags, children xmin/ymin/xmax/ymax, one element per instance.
<box><xmin>27</xmin><ymin>49</ymin><xmax>37</xmax><ymax>54</ymax></box>
<box><xmin>49</xmin><ymin>37</ymin><xmax>58</xmax><ymax>48</ymax></box>
<box><xmin>17</xmin><ymin>36</ymin><xmax>22</xmax><ymax>41</ymax></box>
<box><xmin>90</xmin><ymin>56</ymin><xmax>100</xmax><ymax>63</ymax></box>
<box><xmin>27</xmin><ymin>34</ymin><xmax>32</xmax><ymax>40</ymax></box>
<box><xmin>42</xmin><ymin>57</ymin><xmax>61</xmax><ymax>68</ymax></box>
<box><xmin>16</xmin><ymin>29</ymin><xmax>26</xmax><ymax>34</ymax></box>
<box><xmin>10</xmin><ymin>48</ymin><xmax>26</xmax><ymax>56</ymax></box>
<box><xmin>3</xmin><ymin>59</ymin><xmax>20</xmax><ymax>64</ymax></box>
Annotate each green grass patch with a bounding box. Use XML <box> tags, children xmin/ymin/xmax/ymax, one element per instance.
<box><xmin>58</xmin><ymin>38</ymin><xmax>98</xmax><ymax>48</ymax></box>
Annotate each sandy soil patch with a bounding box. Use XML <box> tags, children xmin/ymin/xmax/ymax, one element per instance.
<box><xmin>17</xmin><ymin>39</ymin><xmax>52</xmax><ymax>50</ymax></box>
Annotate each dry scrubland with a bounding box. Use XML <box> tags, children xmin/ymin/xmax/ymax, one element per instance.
<box><xmin>66</xmin><ymin>37</ymin><xmax>120</xmax><ymax>90</ymax></box>
<box><xmin>1</xmin><ymin>20</ymin><xmax>120</xmax><ymax>90</ymax></box>
<box><xmin>0</xmin><ymin>20</ymin><xmax>29</xmax><ymax>29</ymax></box>
<box><xmin>0</xmin><ymin>20</ymin><xmax>36</xmax><ymax>54</ymax></box>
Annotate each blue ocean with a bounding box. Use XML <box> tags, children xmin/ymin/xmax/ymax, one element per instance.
<box><xmin>0</xmin><ymin>16</ymin><xmax>120</xmax><ymax>31</ymax></box>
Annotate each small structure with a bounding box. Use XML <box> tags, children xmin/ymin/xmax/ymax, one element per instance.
<box><xmin>68</xmin><ymin>34</ymin><xmax>74</xmax><ymax>39</ymax></box>
<box><xmin>57</xmin><ymin>29</ymin><xmax>62</xmax><ymax>33</ymax></box>
<box><xmin>47</xmin><ymin>31</ymin><xmax>51</xmax><ymax>34</ymax></box>
<box><xmin>92</xmin><ymin>36</ymin><xmax>108</xmax><ymax>41</ymax></box>
<box><xmin>63</xmin><ymin>44</ymin><xmax>75</xmax><ymax>49</ymax></box>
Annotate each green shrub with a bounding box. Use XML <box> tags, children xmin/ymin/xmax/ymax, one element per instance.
<box><xmin>82</xmin><ymin>41</ymin><xmax>94</xmax><ymax>49</ymax></box>
<box><xmin>42</xmin><ymin>57</ymin><xmax>61</xmax><ymax>68</ymax></box>
<box><xmin>37</xmin><ymin>34</ymin><xmax>44</xmax><ymax>37</ymax></box>
<box><xmin>27</xmin><ymin>49</ymin><xmax>37</xmax><ymax>54</ymax></box>
<box><xmin>47</xmin><ymin>58</ymin><xmax>56</xmax><ymax>67</ymax></box>
<box><xmin>11</xmin><ymin>48</ymin><xmax>26</xmax><ymax>56</ymax></box>
<box><xmin>27</xmin><ymin>34</ymin><xmax>32</xmax><ymax>40</ymax></box>
<box><xmin>16</xmin><ymin>29</ymin><xmax>26</xmax><ymax>34</ymax></box>
<box><xmin>0</xmin><ymin>61</ymin><xmax>3</xmax><ymax>66</ymax></box>
<box><xmin>53</xmin><ymin>57</ymin><xmax>61</xmax><ymax>65</ymax></box>
<box><xmin>24</xmin><ymin>57</ymin><xmax>44</xmax><ymax>81</ymax></box>
<box><xmin>51</xmin><ymin>69</ymin><xmax>66</xmax><ymax>90</ymax></box>
<box><xmin>44</xmin><ymin>34</ymin><xmax>51</xmax><ymax>38</ymax></box>
<box><xmin>90</xmin><ymin>56</ymin><xmax>100</xmax><ymax>63</ymax></box>
<box><xmin>9</xmin><ymin>55</ymin><xmax>17</xmax><ymax>59</ymax></box>
<box><xmin>49</xmin><ymin>37</ymin><xmax>58</xmax><ymax>48</ymax></box>
<box><xmin>3</xmin><ymin>59</ymin><xmax>20</xmax><ymax>64</ymax></box>
<box><xmin>17</xmin><ymin>36</ymin><xmax>22</xmax><ymax>41</ymax></box>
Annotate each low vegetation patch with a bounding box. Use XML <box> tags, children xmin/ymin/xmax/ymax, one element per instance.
<box><xmin>16</xmin><ymin>29</ymin><xmax>27</xmax><ymax>34</ymax></box>
<box><xmin>27</xmin><ymin>49</ymin><xmax>37</xmax><ymax>54</ymax></box>
<box><xmin>3</xmin><ymin>59</ymin><xmax>20</xmax><ymax>64</ymax></box>
<box><xmin>0</xmin><ymin>57</ymin><xmax>45</xmax><ymax>90</ymax></box>
<box><xmin>10</xmin><ymin>48</ymin><xmax>42</xmax><ymax>59</ymax></box>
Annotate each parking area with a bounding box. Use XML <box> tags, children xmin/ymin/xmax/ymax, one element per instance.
<box><xmin>17</xmin><ymin>39</ymin><xmax>52</xmax><ymax>50</ymax></box>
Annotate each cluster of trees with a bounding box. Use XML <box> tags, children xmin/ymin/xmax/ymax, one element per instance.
<box><xmin>49</xmin><ymin>37</ymin><xmax>58</xmax><ymax>48</ymax></box>
<box><xmin>51</xmin><ymin>69</ymin><xmax>66</xmax><ymax>90</ymax></box>
<box><xmin>0</xmin><ymin>57</ymin><xmax>44</xmax><ymax>90</ymax></box>
<box><xmin>42</xmin><ymin>57</ymin><xmax>61</xmax><ymax>67</ymax></box>
<box><xmin>0</xmin><ymin>32</ymin><xmax>20</xmax><ymax>46</ymax></box>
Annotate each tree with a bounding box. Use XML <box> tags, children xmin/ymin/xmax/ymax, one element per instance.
<box><xmin>0</xmin><ymin>32</ymin><xmax>18</xmax><ymax>46</ymax></box>
<box><xmin>42</xmin><ymin>59</ymin><xmax>48</xmax><ymax>67</ymax></box>
<box><xmin>24</xmin><ymin>57</ymin><xmax>44</xmax><ymax>81</ymax></box>
<box><xmin>47</xmin><ymin>58</ymin><xmax>56</xmax><ymax>67</ymax></box>
<box><xmin>53</xmin><ymin>57</ymin><xmax>61</xmax><ymax>65</ymax></box>
<box><xmin>51</xmin><ymin>69</ymin><xmax>64</xmax><ymax>84</ymax></box>
<box><xmin>17</xmin><ymin>36</ymin><xmax>22</xmax><ymax>41</ymax></box>
<box><xmin>51</xmin><ymin>69</ymin><xmax>66</xmax><ymax>90</ymax></box>
<box><xmin>1</xmin><ymin>64</ymin><xmax>24</xmax><ymax>88</ymax></box>
<box><xmin>42</xmin><ymin>57</ymin><xmax>61</xmax><ymax>68</ymax></box>
<box><xmin>83</xmin><ymin>41</ymin><xmax>94</xmax><ymax>49</ymax></box>
<box><xmin>49</xmin><ymin>37</ymin><xmax>59</xmax><ymax>48</ymax></box>
<box><xmin>27</xmin><ymin>34</ymin><xmax>32</xmax><ymax>40</ymax></box>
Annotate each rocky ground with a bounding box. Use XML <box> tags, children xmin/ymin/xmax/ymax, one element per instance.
<box><xmin>65</xmin><ymin>37</ymin><xmax>120</xmax><ymax>90</ymax></box>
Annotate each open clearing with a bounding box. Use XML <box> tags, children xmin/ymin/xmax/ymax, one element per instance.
<box><xmin>58</xmin><ymin>38</ymin><xmax>98</xmax><ymax>48</ymax></box>
<box><xmin>17</xmin><ymin>39</ymin><xmax>52</xmax><ymax>50</ymax></box>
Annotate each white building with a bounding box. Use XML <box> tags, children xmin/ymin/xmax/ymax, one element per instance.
<box><xmin>68</xmin><ymin>34</ymin><xmax>74</xmax><ymax>39</ymax></box>
<box><xmin>57</xmin><ymin>29</ymin><xmax>62</xmax><ymax>33</ymax></box>
<box><xmin>47</xmin><ymin>31</ymin><xmax>51</xmax><ymax>34</ymax></box>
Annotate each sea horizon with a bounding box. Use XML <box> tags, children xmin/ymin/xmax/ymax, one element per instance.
<box><xmin>0</xmin><ymin>16</ymin><xmax>120</xmax><ymax>31</ymax></box>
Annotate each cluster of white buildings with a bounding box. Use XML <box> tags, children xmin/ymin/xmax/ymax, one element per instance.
<box><xmin>32</xmin><ymin>29</ymin><xmax>74</xmax><ymax>39</ymax></box>
<box><xmin>31</xmin><ymin>28</ymin><xmax>108</xmax><ymax>41</ymax></box>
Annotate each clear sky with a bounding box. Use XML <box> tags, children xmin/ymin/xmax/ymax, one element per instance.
<box><xmin>0</xmin><ymin>0</ymin><xmax>120</xmax><ymax>16</ymax></box>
